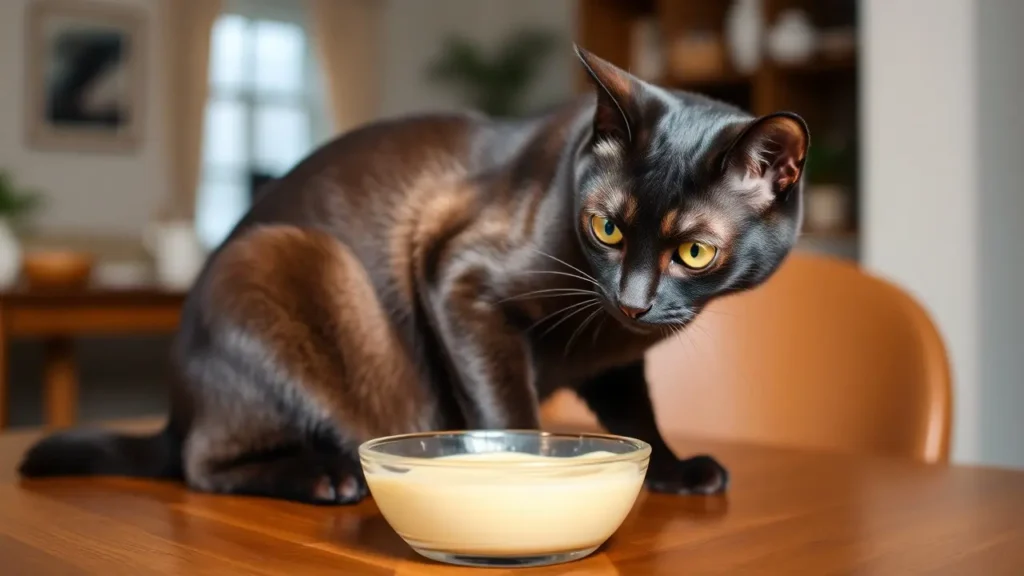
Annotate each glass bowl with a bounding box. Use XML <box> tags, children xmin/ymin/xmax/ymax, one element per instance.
<box><xmin>358</xmin><ymin>430</ymin><xmax>650</xmax><ymax>568</ymax></box>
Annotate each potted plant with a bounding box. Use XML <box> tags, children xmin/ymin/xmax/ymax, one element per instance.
<box><xmin>0</xmin><ymin>170</ymin><xmax>43</xmax><ymax>287</ymax></box>
<box><xmin>802</xmin><ymin>141</ymin><xmax>854</xmax><ymax>233</ymax></box>
<box><xmin>425</xmin><ymin>29</ymin><xmax>559</xmax><ymax>118</ymax></box>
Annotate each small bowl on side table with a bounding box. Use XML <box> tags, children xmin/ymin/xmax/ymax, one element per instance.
<box><xmin>21</xmin><ymin>250</ymin><xmax>95</xmax><ymax>291</ymax></box>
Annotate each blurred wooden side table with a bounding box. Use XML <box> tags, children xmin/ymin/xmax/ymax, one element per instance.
<box><xmin>0</xmin><ymin>287</ymin><xmax>186</xmax><ymax>429</ymax></box>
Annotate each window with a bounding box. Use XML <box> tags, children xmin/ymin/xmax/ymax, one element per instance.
<box><xmin>196</xmin><ymin>5</ymin><xmax>330</xmax><ymax>249</ymax></box>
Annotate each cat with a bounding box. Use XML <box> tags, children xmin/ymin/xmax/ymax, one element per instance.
<box><xmin>19</xmin><ymin>47</ymin><xmax>808</xmax><ymax>505</ymax></box>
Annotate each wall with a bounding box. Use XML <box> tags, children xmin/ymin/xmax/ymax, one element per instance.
<box><xmin>976</xmin><ymin>0</ymin><xmax>1024</xmax><ymax>469</ymax></box>
<box><xmin>862</xmin><ymin>0</ymin><xmax>980</xmax><ymax>463</ymax></box>
<box><xmin>379</xmin><ymin>0</ymin><xmax>578</xmax><ymax>118</ymax></box>
<box><xmin>864</xmin><ymin>0</ymin><xmax>1024</xmax><ymax>467</ymax></box>
<box><xmin>0</xmin><ymin>0</ymin><xmax>167</xmax><ymax>237</ymax></box>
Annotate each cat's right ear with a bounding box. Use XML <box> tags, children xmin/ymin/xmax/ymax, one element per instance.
<box><xmin>574</xmin><ymin>45</ymin><xmax>635</xmax><ymax>146</ymax></box>
<box><xmin>722</xmin><ymin>112</ymin><xmax>810</xmax><ymax>205</ymax></box>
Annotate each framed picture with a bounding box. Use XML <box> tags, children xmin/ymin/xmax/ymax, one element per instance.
<box><xmin>25</xmin><ymin>0</ymin><xmax>146</xmax><ymax>153</ymax></box>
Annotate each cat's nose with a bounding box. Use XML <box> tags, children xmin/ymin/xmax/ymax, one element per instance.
<box><xmin>618</xmin><ymin>302</ymin><xmax>652</xmax><ymax>319</ymax></box>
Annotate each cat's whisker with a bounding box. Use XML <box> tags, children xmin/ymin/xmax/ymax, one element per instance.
<box><xmin>526</xmin><ymin>247</ymin><xmax>600</xmax><ymax>284</ymax></box>
<box><xmin>697</xmin><ymin>308</ymin><xmax>735</xmax><ymax>318</ymax></box>
<box><xmin>688</xmin><ymin>321</ymin><xmax>716</xmax><ymax>356</ymax></box>
<box><xmin>671</xmin><ymin>323</ymin><xmax>698</xmax><ymax>359</ymax></box>
<box><xmin>497</xmin><ymin>288</ymin><xmax>598</xmax><ymax>304</ymax></box>
<box><xmin>591</xmin><ymin>315</ymin><xmax>607</xmax><ymax>345</ymax></box>
<box><xmin>683</xmin><ymin>324</ymin><xmax>707</xmax><ymax>357</ymax></box>
<box><xmin>664</xmin><ymin>324</ymin><xmax>687</xmax><ymax>358</ymax></box>
<box><xmin>527</xmin><ymin>298</ymin><xmax>600</xmax><ymax>332</ymax></box>
<box><xmin>564</xmin><ymin>306</ymin><xmax>604</xmax><ymax>357</ymax></box>
<box><xmin>540</xmin><ymin>300</ymin><xmax>603</xmax><ymax>338</ymax></box>
<box><xmin>520</xmin><ymin>270</ymin><xmax>603</xmax><ymax>290</ymax></box>
<box><xmin>691</xmin><ymin>321</ymin><xmax>712</xmax><ymax>342</ymax></box>
<box><xmin>500</xmin><ymin>291</ymin><xmax>597</xmax><ymax>304</ymax></box>
<box><xmin>666</xmin><ymin>325</ymin><xmax>682</xmax><ymax>350</ymax></box>
<box><xmin>686</xmin><ymin>326</ymin><xmax>705</xmax><ymax>358</ymax></box>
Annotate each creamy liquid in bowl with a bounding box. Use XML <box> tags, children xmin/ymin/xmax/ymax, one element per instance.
<box><xmin>364</xmin><ymin>451</ymin><xmax>646</xmax><ymax>556</ymax></box>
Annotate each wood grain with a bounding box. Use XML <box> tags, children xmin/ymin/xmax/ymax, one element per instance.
<box><xmin>42</xmin><ymin>338</ymin><xmax>77</xmax><ymax>429</ymax></box>
<box><xmin>7</xmin><ymin>306</ymin><xmax>182</xmax><ymax>337</ymax></box>
<box><xmin>0</xmin><ymin>287</ymin><xmax>186</xmax><ymax>307</ymax></box>
<box><xmin>0</xmin><ymin>420</ymin><xmax>1021</xmax><ymax>574</ymax></box>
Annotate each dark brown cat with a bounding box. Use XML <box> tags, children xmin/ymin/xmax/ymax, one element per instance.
<box><xmin>19</xmin><ymin>47</ymin><xmax>808</xmax><ymax>504</ymax></box>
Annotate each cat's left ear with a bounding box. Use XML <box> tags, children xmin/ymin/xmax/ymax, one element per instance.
<box><xmin>723</xmin><ymin>112</ymin><xmax>810</xmax><ymax>203</ymax></box>
<box><xmin>574</xmin><ymin>44</ymin><xmax>636</xmax><ymax>146</ymax></box>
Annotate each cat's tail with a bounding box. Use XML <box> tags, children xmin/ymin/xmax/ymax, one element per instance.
<box><xmin>18</xmin><ymin>425</ymin><xmax>183</xmax><ymax>480</ymax></box>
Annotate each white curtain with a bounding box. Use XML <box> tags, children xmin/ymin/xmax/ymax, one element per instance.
<box><xmin>307</xmin><ymin>0</ymin><xmax>381</xmax><ymax>134</ymax></box>
<box><xmin>160</xmin><ymin>0</ymin><xmax>222</xmax><ymax>221</ymax></box>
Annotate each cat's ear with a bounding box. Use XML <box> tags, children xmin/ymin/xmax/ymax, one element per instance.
<box><xmin>723</xmin><ymin>112</ymin><xmax>810</xmax><ymax>204</ymax></box>
<box><xmin>574</xmin><ymin>44</ymin><xmax>635</xmax><ymax>145</ymax></box>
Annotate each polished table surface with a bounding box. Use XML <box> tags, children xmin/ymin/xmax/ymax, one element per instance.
<box><xmin>0</xmin><ymin>420</ymin><xmax>1021</xmax><ymax>575</ymax></box>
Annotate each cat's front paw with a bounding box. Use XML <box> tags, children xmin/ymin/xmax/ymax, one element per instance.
<box><xmin>312</xmin><ymin>470</ymin><xmax>369</xmax><ymax>505</ymax></box>
<box><xmin>645</xmin><ymin>454</ymin><xmax>729</xmax><ymax>495</ymax></box>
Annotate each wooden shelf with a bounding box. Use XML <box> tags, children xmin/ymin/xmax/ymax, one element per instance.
<box><xmin>774</xmin><ymin>54</ymin><xmax>857</xmax><ymax>75</ymax></box>
<box><xmin>800</xmin><ymin>228</ymin><xmax>858</xmax><ymax>241</ymax></box>
<box><xmin>662</xmin><ymin>71</ymin><xmax>750</xmax><ymax>90</ymax></box>
<box><xmin>662</xmin><ymin>54</ymin><xmax>856</xmax><ymax>91</ymax></box>
<box><xmin>797</xmin><ymin>229</ymin><xmax>859</xmax><ymax>261</ymax></box>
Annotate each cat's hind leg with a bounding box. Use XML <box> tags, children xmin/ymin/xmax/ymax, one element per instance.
<box><xmin>184</xmin><ymin>434</ymin><xmax>368</xmax><ymax>505</ymax></box>
<box><xmin>175</xmin><ymin>225</ymin><xmax>434</xmax><ymax>504</ymax></box>
<box><xmin>177</xmin><ymin>343</ymin><xmax>373</xmax><ymax>505</ymax></box>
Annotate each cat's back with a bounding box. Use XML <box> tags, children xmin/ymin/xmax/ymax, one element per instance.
<box><xmin>233</xmin><ymin>111</ymin><xmax>543</xmax><ymax>233</ymax></box>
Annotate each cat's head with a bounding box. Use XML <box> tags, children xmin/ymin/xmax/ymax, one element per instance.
<box><xmin>571</xmin><ymin>46</ymin><xmax>809</xmax><ymax>332</ymax></box>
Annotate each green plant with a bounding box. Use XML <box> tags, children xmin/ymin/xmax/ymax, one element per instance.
<box><xmin>803</xmin><ymin>141</ymin><xmax>854</xmax><ymax>186</ymax></box>
<box><xmin>0</xmin><ymin>170</ymin><xmax>43</xmax><ymax>225</ymax></box>
<box><xmin>425</xmin><ymin>29</ymin><xmax>559</xmax><ymax>117</ymax></box>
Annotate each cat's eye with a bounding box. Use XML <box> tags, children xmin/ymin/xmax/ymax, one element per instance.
<box><xmin>676</xmin><ymin>241</ymin><xmax>718</xmax><ymax>270</ymax></box>
<box><xmin>591</xmin><ymin>216</ymin><xmax>623</xmax><ymax>246</ymax></box>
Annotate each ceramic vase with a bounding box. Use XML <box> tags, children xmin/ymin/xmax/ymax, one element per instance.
<box><xmin>725</xmin><ymin>0</ymin><xmax>764</xmax><ymax>74</ymax></box>
<box><xmin>630</xmin><ymin>18</ymin><xmax>664</xmax><ymax>80</ymax></box>
<box><xmin>0</xmin><ymin>219</ymin><xmax>21</xmax><ymax>288</ymax></box>
<box><xmin>767</xmin><ymin>9</ymin><xmax>816</xmax><ymax>65</ymax></box>
<box><xmin>805</xmin><ymin>185</ymin><xmax>850</xmax><ymax>232</ymax></box>
<box><xmin>145</xmin><ymin>220</ymin><xmax>206</xmax><ymax>290</ymax></box>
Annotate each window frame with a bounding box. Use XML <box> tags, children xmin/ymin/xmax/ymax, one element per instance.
<box><xmin>196</xmin><ymin>0</ymin><xmax>331</xmax><ymax>248</ymax></box>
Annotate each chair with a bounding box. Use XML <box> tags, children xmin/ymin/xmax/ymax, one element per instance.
<box><xmin>541</xmin><ymin>252</ymin><xmax>952</xmax><ymax>463</ymax></box>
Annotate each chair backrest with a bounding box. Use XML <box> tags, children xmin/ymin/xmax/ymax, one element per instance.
<box><xmin>542</xmin><ymin>253</ymin><xmax>952</xmax><ymax>463</ymax></box>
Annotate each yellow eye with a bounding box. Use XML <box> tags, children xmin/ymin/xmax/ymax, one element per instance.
<box><xmin>591</xmin><ymin>216</ymin><xmax>623</xmax><ymax>245</ymax></box>
<box><xmin>677</xmin><ymin>242</ymin><xmax>718</xmax><ymax>270</ymax></box>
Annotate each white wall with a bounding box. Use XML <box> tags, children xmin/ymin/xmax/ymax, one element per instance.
<box><xmin>378</xmin><ymin>0</ymin><xmax>577</xmax><ymax>118</ymax></box>
<box><xmin>864</xmin><ymin>0</ymin><xmax>1024</xmax><ymax>467</ymax></box>
<box><xmin>976</xmin><ymin>0</ymin><xmax>1024</xmax><ymax>469</ymax></box>
<box><xmin>0</xmin><ymin>0</ymin><xmax>167</xmax><ymax>236</ymax></box>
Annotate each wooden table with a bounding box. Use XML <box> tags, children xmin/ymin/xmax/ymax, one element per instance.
<box><xmin>0</xmin><ymin>420</ymin><xmax>1021</xmax><ymax>574</ymax></box>
<box><xmin>0</xmin><ymin>288</ymin><xmax>185</xmax><ymax>429</ymax></box>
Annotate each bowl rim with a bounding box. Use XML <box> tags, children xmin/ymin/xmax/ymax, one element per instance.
<box><xmin>357</xmin><ymin>429</ymin><xmax>652</xmax><ymax>469</ymax></box>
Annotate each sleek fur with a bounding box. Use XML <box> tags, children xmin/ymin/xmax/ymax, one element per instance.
<box><xmin>19</xmin><ymin>48</ymin><xmax>808</xmax><ymax>504</ymax></box>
